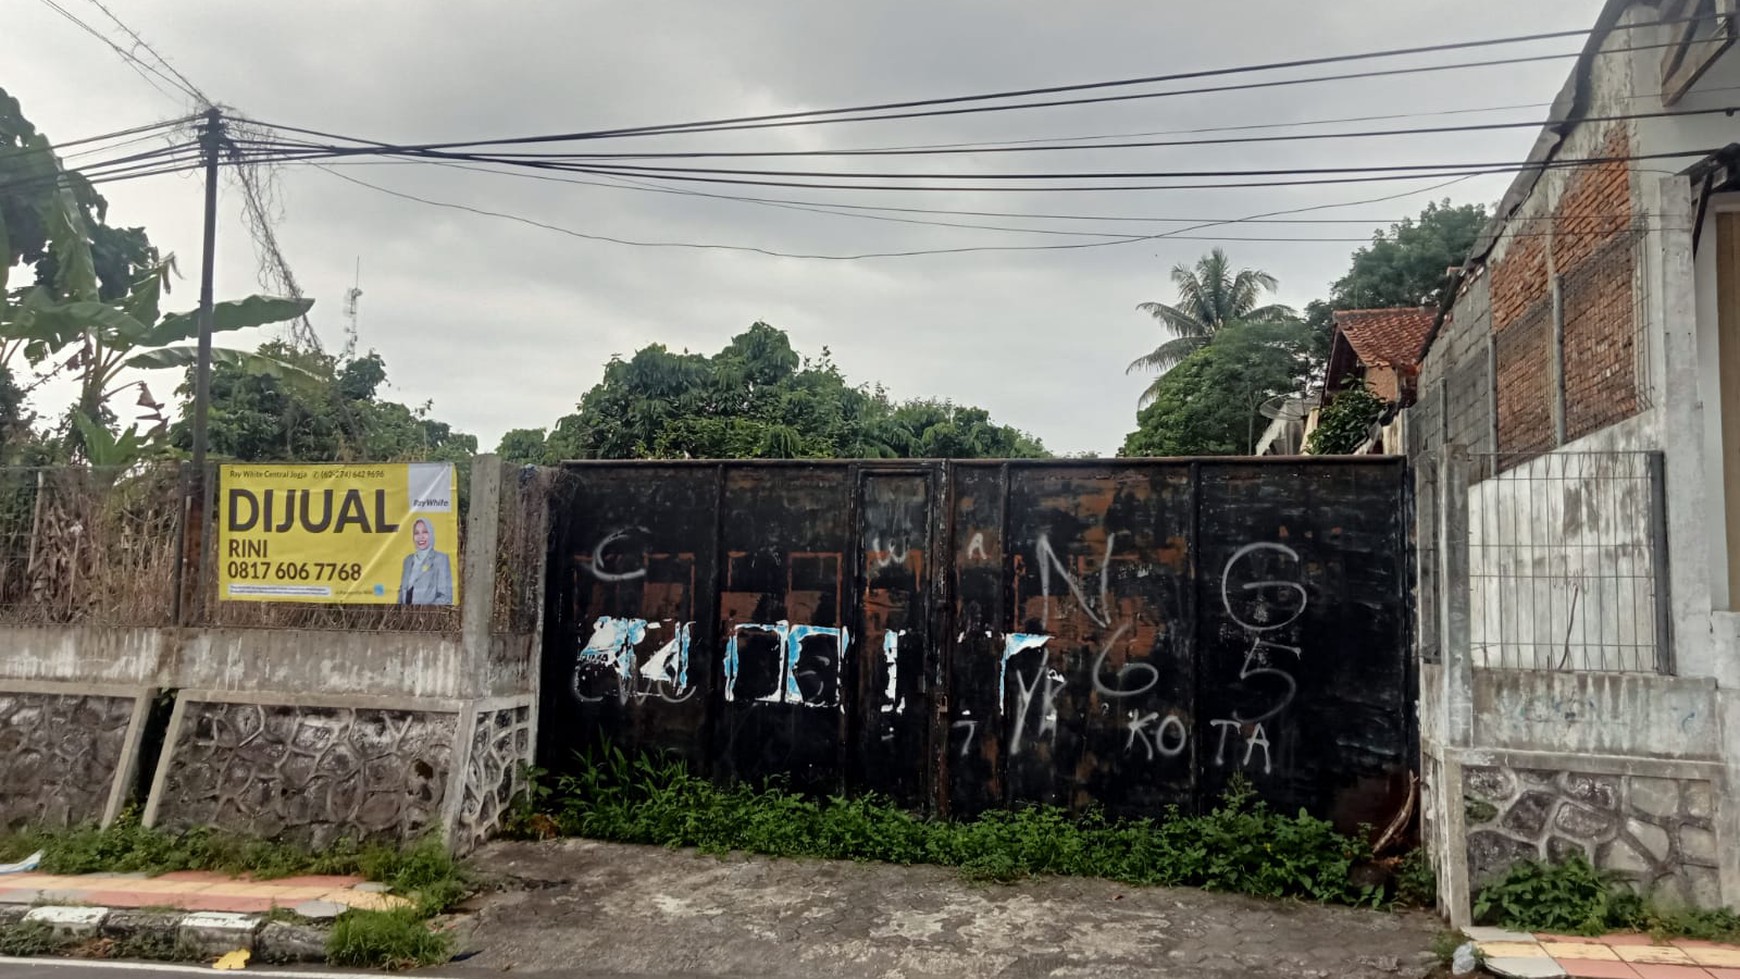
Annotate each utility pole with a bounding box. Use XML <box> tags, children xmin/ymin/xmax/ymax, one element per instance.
<box><xmin>178</xmin><ymin>106</ymin><xmax>223</xmax><ymax>626</ymax></box>
<box><xmin>190</xmin><ymin>106</ymin><xmax>223</xmax><ymax>476</ymax></box>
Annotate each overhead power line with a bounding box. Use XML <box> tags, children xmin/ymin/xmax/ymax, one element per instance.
<box><xmin>33</xmin><ymin>0</ymin><xmax>200</xmax><ymax>105</ymax></box>
<box><xmin>312</xmin><ymin>162</ymin><xmax>1682</xmax><ymax>263</ymax></box>
<box><xmin>77</xmin><ymin>0</ymin><xmax>211</xmax><ymax>105</ymax></box>
<box><xmin>300</xmin><ymin>18</ymin><xmax>1698</xmax><ymax>150</ymax></box>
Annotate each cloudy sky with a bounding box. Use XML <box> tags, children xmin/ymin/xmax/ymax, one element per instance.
<box><xmin>4</xmin><ymin>0</ymin><xmax>1607</xmax><ymax>455</ymax></box>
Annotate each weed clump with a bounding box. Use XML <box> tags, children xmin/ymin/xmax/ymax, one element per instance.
<box><xmin>540</xmin><ymin>745</ymin><xmax>1398</xmax><ymax>907</ymax></box>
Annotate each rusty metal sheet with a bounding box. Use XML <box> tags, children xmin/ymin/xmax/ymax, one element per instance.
<box><xmin>539</xmin><ymin>458</ymin><xmax>1412</xmax><ymax>831</ymax></box>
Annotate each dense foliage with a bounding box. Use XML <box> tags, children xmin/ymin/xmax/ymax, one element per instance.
<box><xmin>1305</xmin><ymin>382</ymin><xmax>1386</xmax><ymax>455</ymax></box>
<box><xmin>2</xmin><ymin>86</ymin><xmax>308</xmax><ymax>464</ymax></box>
<box><xmin>1475</xmin><ymin>854</ymin><xmax>1740</xmax><ymax>941</ymax></box>
<box><xmin>519</xmin><ymin>747</ymin><xmax>1395</xmax><ymax>906</ymax></box>
<box><xmin>1304</xmin><ymin>201</ymin><xmax>1486</xmax><ymax>360</ymax></box>
<box><xmin>168</xmin><ymin>341</ymin><xmax>475</xmax><ymax>465</ymax></box>
<box><xmin>508</xmin><ymin>322</ymin><xmax>1045</xmax><ymax>462</ymax></box>
<box><xmin>1120</xmin><ymin>319</ymin><xmax>1313</xmax><ymax>457</ymax></box>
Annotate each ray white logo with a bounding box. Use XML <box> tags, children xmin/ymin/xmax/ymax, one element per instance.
<box><xmin>408</xmin><ymin>463</ymin><xmax>454</xmax><ymax>512</ymax></box>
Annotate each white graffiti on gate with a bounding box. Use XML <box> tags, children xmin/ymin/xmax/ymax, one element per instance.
<box><xmin>572</xmin><ymin>615</ymin><xmax>694</xmax><ymax>704</ymax></box>
<box><xmin>585</xmin><ymin>527</ymin><xmax>651</xmax><ymax>582</ymax></box>
<box><xmin>1125</xmin><ymin>710</ymin><xmax>1189</xmax><ymax>761</ymax></box>
<box><xmin>1210</xmin><ymin>542</ymin><xmax>1307</xmax><ymax>776</ymax></box>
<box><xmin>868</xmin><ymin>537</ymin><xmax>910</xmax><ymax>571</ymax></box>
<box><xmin>1035</xmin><ymin>531</ymin><xmax>1118</xmax><ymax>628</ymax></box>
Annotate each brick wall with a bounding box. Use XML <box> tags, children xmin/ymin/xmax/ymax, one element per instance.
<box><xmin>1489</xmin><ymin>126</ymin><xmax>1639</xmax><ymax>456</ymax></box>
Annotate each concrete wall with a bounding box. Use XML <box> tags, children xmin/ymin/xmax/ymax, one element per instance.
<box><xmin>0</xmin><ymin>457</ymin><xmax>551</xmax><ymax>852</ymax></box>
<box><xmin>1410</xmin><ymin>4</ymin><xmax>1740</xmax><ymax>920</ymax></box>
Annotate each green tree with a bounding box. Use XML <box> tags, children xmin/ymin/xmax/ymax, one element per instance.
<box><xmin>2</xmin><ymin>87</ymin><xmax>310</xmax><ymax>461</ymax></box>
<box><xmin>1305</xmin><ymin>200</ymin><xmax>1487</xmax><ymax>360</ymax></box>
<box><xmin>1128</xmin><ymin>248</ymin><xmax>1293</xmax><ymax>403</ymax></box>
<box><xmin>169</xmin><ymin>342</ymin><xmax>475</xmax><ymax>464</ymax></box>
<box><xmin>539</xmin><ymin>322</ymin><xmax>1045</xmax><ymax>461</ymax></box>
<box><xmin>496</xmin><ymin>427</ymin><xmax>550</xmax><ymax>465</ymax></box>
<box><xmin>1120</xmin><ymin>319</ymin><xmax>1314</xmax><ymax>457</ymax></box>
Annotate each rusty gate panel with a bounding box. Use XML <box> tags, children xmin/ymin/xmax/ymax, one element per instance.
<box><xmin>943</xmin><ymin>463</ymin><xmax>1009</xmax><ymax>816</ymax></box>
<box><xmin>547</xmin><ymin>465</ymin><xmax>718</xmax><ymax>769</ymax></box>
<box><xmin>853</xmin><ymin>470</ymin><xmax>934</xmax><ymax>806</ymax></box>
<box><xmin>1193</xmin><ymin>461</ymin><xmax>1412</xmax><ymax>829</ymax></box>
<box><xmin>715</xmin><ymin>466</ymin><xmax>853</xmax><ymax>793</ymax></box>
<box><xmin>539</xmin><ymin>458</ymin><xmax>1412</xmax><ymax>831</ymax></box>
<box><xmin>989</xmin><ymin>464</ymin><xmax>1197</xmax><ymax>817</ymax></box>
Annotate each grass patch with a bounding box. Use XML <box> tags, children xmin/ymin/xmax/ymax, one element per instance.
<box><xmin>0</xmin><ymin>812</ymin><xmax>470</xmax><ymax>916</ymax></box>
<box><xmin>1475</xmin><ymin>854</ymin><xmax>1740</xmax><ymax>940</ymax></box>
<box><xmin>536</xmin><ymin>745</ymin><xmax>1419</xmax><ymax>908</ymax></box>
<box><xmin>326</xmin><ymin>908</ymin><xmax>453</xmax><ymax>971</ymax></box>
<box><xmin>0</xmin><ymin>812</ymin><xmax>470</xmax><ymax>968</ymax></box>
<box><xmin>0</xmin><ymin>920</ymin><xmax>73</xmax><ymax>957</ymax></box>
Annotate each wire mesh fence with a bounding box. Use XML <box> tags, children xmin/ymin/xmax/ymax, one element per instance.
<box><xmin>1467</xmin><ymin>450</ymin><xmax>1667</xmax><ymax>673</ymax></box>
<box><xmin>0</xmin><ymin>460</ymin><xmax>552</xmax><ymax>635</ymax></box>
<box><xmin>0</xmin><ymin>465</ymin><xmax>182</xmax><ymax>627</ymax></box>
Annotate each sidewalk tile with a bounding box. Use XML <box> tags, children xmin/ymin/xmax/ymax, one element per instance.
<box><xmin>0</xmin><ymin>889</ymin><xmax>41</xmax><ymax>904</ymax></box>
<box><xmin>214</xmin><ymin>884</ymin><xmax>292</xmax><ymax>898</ymax></box>
<box><xmin>1627</xmin><ymin>965</ymin><xmax>1715</xmax><ymax>979</ymax></box>
<box><xmin>1604</xmin><ymin>935</ymin><xmax>1666</xmax><ymax>947</ymax></box>
<box><xmin>155</xmin><ymin>872</ymin><xmax>231</xmax><ymax>883</ymax></box>
<box><xmin>1484</xmin><ymin>956</ymin><xmax>1568</xmax><ymax>978</ymax></box>
<box><xmin>1684</xmin><ymin>949</ymin><xmax>1740</xmax><ymax>968</ymax></box>
<box><xmin>1706</xmin><ymin>968</ymin><xmax>1740</xmax><ymax>979</ymax></box>
<box><xmin>1615</xmin><ymin>946</ymin><xmax>1697</xmax><ymax>965</ymax></box>
<box><xmin>1542</xmin><ymin>942</ymin><xmax>1622</xmax><ymax>960</ymax></box>
<box><xmin>257</xmin><ymin>886</ymin><xmax>337</xmax><ymax>901</ymax></box>
<box><xmin>82</xmin><ymin>891</ymin><xmax>175</xmax><ymax>909</ymax></box>
<box><xmin>1554</xmin><ymin>961</ymin><xmax>1641</xmax><ymax>979</ymax></box>
<box><xmin>1469</xmin><ymin>926</ymin><xmax>1539</xmax><ymax>942</ymax></box>
<box><xmin>1484</xmin><ymin>942</ymin><xmax>1553</xmax><ymax>958</ymax></box>
<box><xmin>188</xmin><ymin>897</ymin><xmax>276</xmax><ymax>914</ymax></box>
<box><xmin>268</xmin><ymin>875</ymin><xmax>363</xmax><ymax>888</ymax></box>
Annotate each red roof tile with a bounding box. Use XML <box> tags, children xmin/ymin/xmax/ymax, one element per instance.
<box><xmin>1331</xmin><ymin>307</ymin><xmax>1436</xmax><ymax>369</ymax></box>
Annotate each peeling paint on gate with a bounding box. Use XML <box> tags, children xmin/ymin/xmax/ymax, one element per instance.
<box><xmin>540</xmin><ymin>458</ymin><xmax>1412</xmax><ymax>832</ymax></box>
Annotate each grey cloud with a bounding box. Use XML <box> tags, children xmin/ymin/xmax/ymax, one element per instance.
<box><xmin>5</xmin><ymin>0</ymin><xmax>1608</xmax><ymax>453</ymax></box>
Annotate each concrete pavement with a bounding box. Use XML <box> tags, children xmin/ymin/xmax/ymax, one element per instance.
<box><xmin>446</xmin><ymin>839</ymin><xmax>1446</xmax><ymax>979</ymax></box>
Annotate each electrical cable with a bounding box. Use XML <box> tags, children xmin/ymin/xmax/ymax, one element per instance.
<box><xmin>76</xmin><ymin>0</ymin><xmax>211</xmax><ymax>105</ymax></box>
<box><xmin>311</xmin><ymin>163</ymin><xmax>1681</xmax><ymax>262</ymax></box>
<box><xmin>32</xmin><ymin>0</ymin><xmax>200</xmax><ymax>105</ymax></box>
<box><xmin>260</xmin><ymin>19</ymin><xmax>1701</xmax><ymax>150</ymax></box>
<box><xmin>426</xmin><ymin>105</ymin><xmax>1740</xmax><ymax>161</ymax></box>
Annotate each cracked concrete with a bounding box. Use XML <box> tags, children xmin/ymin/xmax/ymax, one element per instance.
<box><xmin>447</xmin><ymin>839</ymin><xmax>1444</xmax><ymax>978</ymax></box>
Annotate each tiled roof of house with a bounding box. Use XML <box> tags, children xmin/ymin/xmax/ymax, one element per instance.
<box><xmin>1331</xmin><ymin>307</ymin><xmax>1437</xmax><ymax>369</ymax></box>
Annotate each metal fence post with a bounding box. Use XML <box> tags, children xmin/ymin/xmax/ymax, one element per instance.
<box><xmin>1551</xmin><ymin>274</ymin><xmax>1568</xmax><ymax>447</ymax></box>
<box><xmin>1648</xmin><ymin>450</ymin><xmax>1675</xmax><ymax>674</ymax></box>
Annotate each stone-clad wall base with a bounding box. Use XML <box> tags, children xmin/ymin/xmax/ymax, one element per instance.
<box><xmin>0</xmin><ymin>684</ymin><xmax>146</xmax><ymax>831</ymax></box>
<box><xmin>1463</xmin><ymin>764</ymin><xmax>1721</xmax><ymax>907</ymax></box>
<box><xmin>146</xmin><ymin>697</ymin><xmax>460</xmax><ymax>849</ymax></box>
<box><xmin>451</xmin><ymin>702</ymin><xmax>533</xmax><ymax>854</ymax></box>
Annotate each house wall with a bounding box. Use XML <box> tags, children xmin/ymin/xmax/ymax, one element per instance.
<box><xmin>1411</xmin><ymin>4</ymin><xmax>1740</xmax><ymax>921</ymax></box>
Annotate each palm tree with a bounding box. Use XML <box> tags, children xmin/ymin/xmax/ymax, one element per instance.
<box><xmin>1128</xmin><ymin>248</ymin><xmax>1294</xmax><ymax>405</ymax></box>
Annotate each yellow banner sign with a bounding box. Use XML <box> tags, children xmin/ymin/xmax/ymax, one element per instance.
<box><xmin>218</xmin><ymin>463</ymin><xmax>460</xmax><ymax>605</ymax></box>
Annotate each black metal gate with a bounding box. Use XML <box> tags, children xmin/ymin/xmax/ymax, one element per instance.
<box><xmin>540</xmin><ymin>458</ymin><xmax>1412</xmax><ymax>830</ymax></box>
